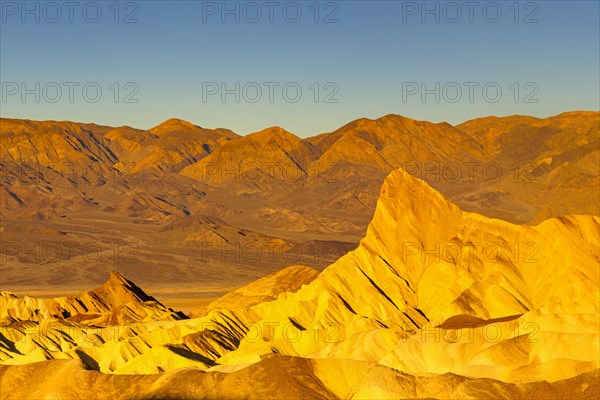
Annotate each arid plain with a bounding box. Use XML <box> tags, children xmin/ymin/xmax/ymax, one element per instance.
<box><xmin>0</xmin><ymin>111</ymin><xmax>599</xmax><ymax>399</ymax></box>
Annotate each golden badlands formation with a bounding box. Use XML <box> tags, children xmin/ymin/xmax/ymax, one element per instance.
<box><xmin>1</xmin><ymin>111</ymin><xmax>598</xmax><ymax>297</ymax></box>
<box><xmin>1</xmin><ymin>169</ymin><xmax>598</xmax><ymax>399</ymax></box>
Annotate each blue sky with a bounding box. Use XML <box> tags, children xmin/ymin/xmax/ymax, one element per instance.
<box><xmin>1</xmin><ymin>0</ymin><xmax>598</xmax><ymax>137</ymax></box>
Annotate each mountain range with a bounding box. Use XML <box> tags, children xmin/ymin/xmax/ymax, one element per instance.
<box><xmin>1</xmin><ymin>111</ymin><xmax>598</xmax><ymax>295</ymax></box>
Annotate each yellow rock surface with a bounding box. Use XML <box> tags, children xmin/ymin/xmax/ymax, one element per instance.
<box><xmin>1</xmin><ymin>167</ymin><xmax>598</xmax><ymax>396</ymax></box>
<box><xmin>0</xmin><ymin>356</ymin><xmax>598</xmax><ymax>400</ymax></box>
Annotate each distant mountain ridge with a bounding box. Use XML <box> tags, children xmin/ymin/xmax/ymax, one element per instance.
<box><xmin>2</xmin><ymin>111</ymin><xmax>596</xmax><ymax>225</ymax></box>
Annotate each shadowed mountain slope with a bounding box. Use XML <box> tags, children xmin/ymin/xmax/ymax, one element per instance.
<box><xmin>456</xmin><ymin>111</ymin><xmax>600</xmax><ymax>222</ymax></box>
<box><xmin>0</xmin><ymin>271</ymin><xmax>186</xmax><ymax>326</ymax></box>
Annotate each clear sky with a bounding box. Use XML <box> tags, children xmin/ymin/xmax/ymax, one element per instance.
<box><xmin>1</xmin><ymin>0</ymin><xmax>598</xmax><ymax>137</ymax></box>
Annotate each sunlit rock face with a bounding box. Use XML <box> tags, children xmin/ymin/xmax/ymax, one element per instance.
<box><xmin>1</xmin><ymin>166</ymin><xmax>598</xmax><ymax>399</ymax></box>
<box><xmin>214</xmin><ymin>168</ymin><xmax>599</xmax><ymax>383</ymax></box>
<box><xmin>0</xmin><ymin>271</ymin><xmax>186</xmax><ymax>325</ymax></box>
